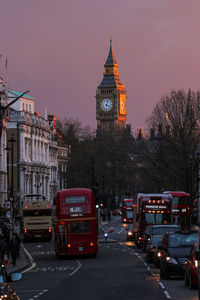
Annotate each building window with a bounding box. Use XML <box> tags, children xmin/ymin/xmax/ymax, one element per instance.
<box><xmin>29</xmin><ymin>104</ymin><xmax>31</xmax><ymax>112</ymax></box>
<box><xmin>23</xmin><ymin>103</ymin><xmax>24</xmax><ymax>110</ymax></box>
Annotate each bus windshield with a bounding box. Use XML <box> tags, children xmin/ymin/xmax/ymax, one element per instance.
<box><xmin>172</xmin><ymin>196</ymin><xmax>190</xmax><ymax>206</ymax></box>
<box><xmin>142</xmin><ymin>213</ymin><xmax>171</xmax><ymax>224</ymax></box>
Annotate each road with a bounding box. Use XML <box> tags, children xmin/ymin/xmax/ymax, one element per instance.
<box><xmin>11</xmin><ymin>215</ymin><xmax>198</xmax><ymax>300</ymax></box>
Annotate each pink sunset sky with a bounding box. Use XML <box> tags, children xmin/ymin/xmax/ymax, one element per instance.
<box><xmin>0</xmin><ymin>0</ymin><xmax>200</xmax><ymax>133</ymax></box>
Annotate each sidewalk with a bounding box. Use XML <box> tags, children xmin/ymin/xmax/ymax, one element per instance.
<box><xmin>5</xmin><ymin>243</ymin><xmax>30</xmax><ymax>274</ymax></box>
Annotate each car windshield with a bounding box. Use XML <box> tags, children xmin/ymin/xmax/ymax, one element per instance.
<box><xmin>128</xmin><ymin>225</ymin><xmax>133</xmax><ymax>231</ymax></box>
<box><xmin>168</xmin><ymin>233</ymin><xmax>198</xmax><ymax>247</ymax></box>
<box><xmin>125</xmin><ymin>211</ymin><xmax>133</xmax><ymax>218</ymax></box>
<box><xmin>151</xmin><ymin>236</ymin><xmax>162</xmax><ymax>246</ymax></box>
<box><xmin>152</xmin><ymin>226</ymin><xmax>178</xmax><ymax>236</ymax></box>
<box><xmin>124</xmin><ymin>202</ymin><xmax>133</xmax><ymax>207</ymax></box>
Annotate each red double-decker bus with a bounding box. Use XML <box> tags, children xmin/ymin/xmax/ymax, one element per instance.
<box><xmin>133</xmin><ymin>193</ymin><xmax>172</xmax><ymax>247</ymax></box>
<box><xmin>121</xmin><ymin>199</ymin><xmax>134</xmax><ymax>223</ymax></box>
<box><xmin>164</xmin><ymin>191</ymin><xmax>191</xmax><ymax>230</ymax></box>
<box><xmin>53</xmin><ymin>188</ymin><xmax>98</xmax><ymax>257</ymax></box>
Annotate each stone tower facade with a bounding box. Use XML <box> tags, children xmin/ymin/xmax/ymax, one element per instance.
<box><xmin>96</xmin><ymin>39</ymin><xmax>127</xmax><ymax>135</ymax></box>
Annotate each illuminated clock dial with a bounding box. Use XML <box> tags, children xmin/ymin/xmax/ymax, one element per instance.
<box><xmin>120</xmin><ymin>99</ymin><xmax>125</xmax><ymax>112</ymax></box>
<box><xmin>101</xmin><ymin>98</ymin><xmax>113</xmax><ymax>111</ymax></box>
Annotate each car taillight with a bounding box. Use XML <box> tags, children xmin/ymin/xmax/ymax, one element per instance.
<box><xmin>24</xmin><ymin>228</ymin><xmax>27</xmax><ymax>234</ymax></box>
<box><xmin>49</xmin><ymin>227</ymin><xmax>52</xmax><ymax>233</ymax></box>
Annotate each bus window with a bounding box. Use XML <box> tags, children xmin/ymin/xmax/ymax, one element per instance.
<box><xmin>68</xmin><ymin>221</ymin><xmax>90</xmax><ymax>233</ymax></box>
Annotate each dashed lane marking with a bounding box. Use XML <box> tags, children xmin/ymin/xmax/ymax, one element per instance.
<box><xmin>28</xmin><ymin>266</ymin><xmax>74</xmax><ymax>272</ymax></box>
<box><xmin>122</xmin><ymin>243</ymin><xmax>172</xmax><ymax>300</ymax></box>
<box><xmin>28</xmin><ymin>289</ymin><xmax>48</xmax><ymax>300</ymax></box>
<box><xmin>164</xmin><ymin>290</ymin><xmax>171</xmax><ymax>299</ymax></box>
<box><xmin>31</xmin><ymin>251</ymin><xmax>55</xmax><ymax>256</ymax></box>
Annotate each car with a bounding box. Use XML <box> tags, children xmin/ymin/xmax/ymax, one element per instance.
<box><xmin>112</xmin><ymin>209</ymin><xmax>121</xmax><ymax>216</ymax></box>
<box><xmin>0</xmin><ymin>264</ymin><xmax>22</xmax><ymax>299</ymax></box>
<box><xmin>159</xmin><ymin>230</ymin><xmax>198</xmax><ymax>280</ymax></box>
<box><xmin>143</xmin><ymin>224</ymin><xmax>180</xmax><ymax>252</ymax></box>
<box><xmin>126</xmin><ymin>224</ymin><xmax>134</xmax><ymax>241</ymax></box>
<box><xmin>146</xmin><ymin>235</ymin><xmax>162</xmax><ymax>263</ymax></box>
<box><xmin>184</xmin><ymin>243</ymin><xmax>198</xmax><ymax>289</ymax></box>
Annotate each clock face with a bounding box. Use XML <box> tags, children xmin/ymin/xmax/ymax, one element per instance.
<box><xmin>120</xmin><ymin>98</ymin><xmax>126</xmax><ymax>114</ymax></box>
<box><xmin>101</xmin><ymin>98</ymin><xmax>113</xmax><ymax>111</ymax></box>
<box><xmin>120</xmin><ymin>100</ymin><xmax>125</xmax><ymax>111</ymax></box>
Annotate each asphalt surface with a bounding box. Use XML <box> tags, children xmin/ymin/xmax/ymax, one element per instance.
<box><xmin>7</xmin><ymin>216</ymin><xmax>199</xmax><ymax>300</ymax></box>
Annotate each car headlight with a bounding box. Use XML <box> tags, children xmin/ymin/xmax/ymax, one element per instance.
<box><xmin>195</xmin><ymin>260</ymin><xmax>198</xmax><ymax>268</ymax></box>
<box><xmin>166</xmin><ymin>257</ymin><xmax>178</xmax><ymax>264</ymax></box>
<box><xmin>157</xmin><ymin>251</ymin><xmax>162</xmax><ymax>257</ymax></box>
<box><xmin>128</xmin><ymin>231</ymin><xmax>133</xmax><ymax>236</ymax></box>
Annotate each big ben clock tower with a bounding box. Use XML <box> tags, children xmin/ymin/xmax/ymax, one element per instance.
<box><xmin>96</xmin><ymin>39</ymin><xmax>127</xmax><ymax>135</ymax></box>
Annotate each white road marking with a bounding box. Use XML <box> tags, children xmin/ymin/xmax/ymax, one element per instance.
<box><xmin>70</xmin><ymin>260</ymin><xmax>82</xmax><ymax>276</ymax></box>
<box><xmin>28</xmin><ymin>289</ymin><xmax>48</xmax><ymax>300</ymax></box>
<box><xmin>164</xmin><ymin>290</ymin><xmax>171</xmax><ymax>299</ymax></box>
<box><xmin>159</xmin><ymin>282</ymin><xmax>165</xmax><ymax>289</ymax></box>
<box><xmin>21</xmin><ymin>244</ymin><xmax>36</xmax><ymax>274</ymax></box>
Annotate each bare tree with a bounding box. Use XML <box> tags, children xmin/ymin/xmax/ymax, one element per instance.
<box><xmin>145</xmin><ymin>89</ymin><xmax>200</xmax><ymax>198</ymax></box>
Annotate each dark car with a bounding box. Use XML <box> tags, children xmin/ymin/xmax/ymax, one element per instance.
<box><xmin>0</xmin><ymin>264</ymin><xmax>22</xmax><ymax>299</ymax></box>
<box><xmin>143</xmin><ymin>224</ymin><xmax>179</xmax><ymax>252</ymax></box>
<box><xmin>126</xmin><ymin>224</ymin><xmax>134</xmax><ymax>241</ymax></box>
<box><xmin>146</xmin><ymin>235</ymin><xmax>162</xmax><ymax>263</ymax></box>
<box><xmin>184</xmin><ymin>243</ymin><xmax>198</xmax><ymax>289</ymax></box>
<box><xmin>159</xmin><ymin>231</ymin><xmax>198</xmax><ymax>280</ymax></box>
<box><xmin>112</xmin><ymin>209</ymin><xmax>121</xmax><ymax>216</ymax></box>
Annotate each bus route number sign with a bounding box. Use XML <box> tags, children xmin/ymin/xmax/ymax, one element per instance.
<box><xmin>70</xmin><ymin>207</ymin><xmax>83</xmax><ymax>213</ymax></box>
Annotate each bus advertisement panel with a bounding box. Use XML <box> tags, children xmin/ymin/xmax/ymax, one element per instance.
<box><xmin>53</xmin><ymin>188</ymin><xmax>98</xmax><ymax>257</ymax></box>
<box><xmin>22</xmin><ymin>194</ymin><xmax>52</xmax><ymax>241</ymax></box>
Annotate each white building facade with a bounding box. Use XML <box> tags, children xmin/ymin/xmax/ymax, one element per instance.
<box><xmin>0</xmin><ymin>78</ymin><xmax>9</xmax><ymax>203</ymax></box>
<box><xmin>7</xmin><ymin>90</ymin><xmax>56</xmax><ymax>209</ymax></box>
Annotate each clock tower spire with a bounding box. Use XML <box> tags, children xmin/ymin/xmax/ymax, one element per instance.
<box><xmin>96</xmin><ymin>39</ymin><xmax>127</xmax><ymax>135</ymax></box>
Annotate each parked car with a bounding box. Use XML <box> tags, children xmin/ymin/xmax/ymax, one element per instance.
<box><xmin>112</xmin><ymin>209</ymin><xmax>121</xmax><ymax>216</ymax></box>
<box><xmin>0</xmin><ymin>264</ymin><xmax>22</xmax><ymax>299</ymax></box>
<box><xmin>184</xmin><ymin>243</ymin><xmax>198</xmax><ymax>289</ymax></box>
<box><xmin>143</xmin><ymin>224</ymin><xmax>179</xmax><ymax>252</ymax></box>
<box><xmin>159</xmin><ymin>230</ymin><xmax>198</xmax><ymax>280</ymax></box>
<box><xmin>126</xmin><ymin>224</ymin><xmax>134</xmax><ymax>241</ymax></box>
<box><xmin>146</xmin><ymin>235</ymin><xmax>162</xmax><ymax>263</ymax></box>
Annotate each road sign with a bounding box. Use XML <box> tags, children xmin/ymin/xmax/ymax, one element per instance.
<box><xmin>4</xmin><ymin>202</ymin><xmax>10</xmax><ymax>209</ymax></box>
